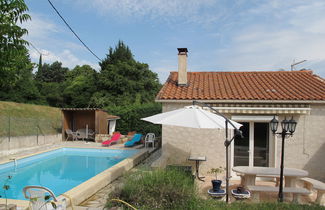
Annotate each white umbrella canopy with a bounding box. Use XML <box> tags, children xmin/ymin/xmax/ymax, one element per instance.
<box><xmin>141</xmin><ymin>105</ymin><xmax>242</xmax><ymax>129</ymax></box>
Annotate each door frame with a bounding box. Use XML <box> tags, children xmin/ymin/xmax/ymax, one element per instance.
<box><xmin>230</xmin><ymin>115</ymin><xmax>277</xmax><ymax>176</ymax></box>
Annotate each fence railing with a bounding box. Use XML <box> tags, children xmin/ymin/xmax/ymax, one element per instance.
<box><xmin>0</xmin><ymin>115</ymin><xmax>62</xmax><ymax>149</ymax></box>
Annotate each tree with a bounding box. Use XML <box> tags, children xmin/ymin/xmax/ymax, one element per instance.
<box><xmin>35</xmin><ymin>61</ymin><xmax>69</xmax><ymax>107</ymax></box>
<box><xmin>0</xmin><ymin>47</ymin><xmax>42</xmax><ymax>103</ymax></box>
<box><xmin>35</xmin><ymin>61</ymin><xmax>68</xmax><ymax>83</ymax></box>
<box><xmin>97</xmin><ymin>41</ymin><xmax>161</xmax><ymax>107</ymax></box>
<box><xmin>0</xmin><ymin>0</ymin><xmax>31</xmax><ymax>88</ymax></box>
<box><xmin>63</xmin><ymin>65</ymin><xmax>97</xmax><ymax>107</ymax></box>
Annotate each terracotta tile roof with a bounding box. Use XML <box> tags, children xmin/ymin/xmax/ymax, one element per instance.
<box><xmin>156</xmin><ymin>70</ymin><xmax>325</xmax><ymax>101</ymax></box>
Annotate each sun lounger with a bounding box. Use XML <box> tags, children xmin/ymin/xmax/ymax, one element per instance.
<box><xmin>102</xmin><ymin>133</ymin><xmax>121</xmax><ymax>146</ymax></box>
<box><xmin>124</xmin><ymin>134</ymin><xmax>142</xmax><ymax>147</ymax></box>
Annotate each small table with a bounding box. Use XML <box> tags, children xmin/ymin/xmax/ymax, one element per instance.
<box><xmin>188</xmin><ymin>156</ymin><xmax>206</xmax><ymax>182</ymax></box>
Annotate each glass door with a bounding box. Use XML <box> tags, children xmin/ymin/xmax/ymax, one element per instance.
<box><xmin>233</xmin><ymin>122</ymin><xmax>269</xmax><ymax>167</ymax></box>
<box><xmin>254</xmin><ymin>123</ymin><xmax>269</xmax><ymax>167</ymax></box>
<box><xmin>234</xmin><ymin>122</ymin><xmax>249</xmax><ymax>166</ymax></box>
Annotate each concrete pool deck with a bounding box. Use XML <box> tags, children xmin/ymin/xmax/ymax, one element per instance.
<box><xmin>0</xmin><ymin>141</ymin><xmax>151</xmax><ymax>209</ymax></box>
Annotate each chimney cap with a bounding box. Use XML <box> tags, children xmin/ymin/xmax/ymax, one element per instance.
<box><xmin>177</xmin><ymin>48</ymin><xmax>188</xmax><ymax>53</ymax></box>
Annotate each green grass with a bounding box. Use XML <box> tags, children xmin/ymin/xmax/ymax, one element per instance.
<box><xmin>0</xmin><ymin>101</ymin><xmax>61</xmax><ymax>137</ymax></box>
<box><xmin>106</xmin><ymin>169</ymin><xmax>325</xmax><ymax>210</ymax></box>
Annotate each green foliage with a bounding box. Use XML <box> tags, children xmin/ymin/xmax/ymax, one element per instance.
<box><xmin>0</xmin><ymin>47</ymin><xmax>42</xmax><ymax>103</ymax></box>
<box><xmin>99</xmin><ymin>41</ymin><xmax>133</xmax><ymax>67</ymax></box>
<box><xmin>63</xmin><ymin>65</ymin><xmax>97</xmax><ymax>107</ymax></box>
<box><xmin>107</xmin><ymin>168</ymin><xmax>325</xmax><ymax>209</ymax></box>
<box><xmin>35</xmin><ymin>61</ymin><xmax>68</xmax><ymax>83</ymax></box>
<box><xmin>34</xmin><ymin>61</ymin><xmax>70</xmax><ymax>107</ymax></box>
<box><xmin>107</xmin><ymin>169</ymin><xmax>196</xmax><ymax>209</ymax></box>
<box><xmin>106</xmin><ymin>102</ymin><xmax>161</xmax><ymax>135</ymax></box>
<box><xmin>208</xmin><ymin>166</ymin><xmax>225</xmax><ymax>180</ymax></box>
<box><xmin>0</xmin><ymin>0</ymin><xmax>31</xmax><ymax>88</ymax></box>
<box><xmin>36</xmin><ymin>82</ymin><xmax>66</xmax><ymax>107</ymax></box>
<box><xmin>97</xmin><ymin>41</ymin><xmax>161</xmax><ymax>107</ymax></box>
<box><xmin>0</xmin><ymin>101</ymin><xmax>61</xmax><ymax>137</ymax></box>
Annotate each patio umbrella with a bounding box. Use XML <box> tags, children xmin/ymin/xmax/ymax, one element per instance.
<box><xmin>142</xmin><ymin>105</ymin><xmax>242</xmax><ymax>129</ymax></box>
<box><xmin>141</xmin><ymin>103</ymin><xmax>243</xmax><ymax>203</ymax></box>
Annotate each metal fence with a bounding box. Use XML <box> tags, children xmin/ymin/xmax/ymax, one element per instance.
<box><xmin>0</xmin><ymin>115</ymin><xmax>62</xmax><ymax>149</ymax></box>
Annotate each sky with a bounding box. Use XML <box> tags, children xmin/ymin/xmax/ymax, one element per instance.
<box><xmin>23</xmin><ymin>0</ymin><xmax>325</xmax><ymax>83</ymax></box>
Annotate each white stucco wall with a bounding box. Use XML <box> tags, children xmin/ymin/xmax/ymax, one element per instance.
<box><xmin>159</xmin><ymin>102</ymin><xmax>325</xmax><ymax>181</ymax></box>
<box><xmin>158</xmin><ymin>102</ymin><xmax>231</xmax><ymax>174</ymax></box>
<box><xmin>277</xmin><ymin>105</ymin><xmax>325</xmax><ymax>181</ymax></box>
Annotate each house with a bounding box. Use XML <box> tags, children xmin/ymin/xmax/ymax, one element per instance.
<box><xmin>61</xmin><ymin>108</ymin><xmax>120</xmax><ymax>141</ymax></box>
<box><xmin>154</xmin><ymin>48</ymin><xmax>325</xmax><ymax>181</ymax></box>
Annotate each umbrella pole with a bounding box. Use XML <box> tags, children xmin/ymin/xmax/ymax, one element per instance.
<box><xmin>225</xmin><ymin>121</ymin><xmax>229</xmax><ymax>203</ymax></box>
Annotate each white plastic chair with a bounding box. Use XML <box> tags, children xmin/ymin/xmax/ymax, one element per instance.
<box><xmin>145</xmin><ymin>133</ymin><xmax>156</xmax><ymax>148</ymax></box>
<box><xmin>23</xmin><ymin>186</ymin><xmax>66</xmax><ymax>210</ymax></box>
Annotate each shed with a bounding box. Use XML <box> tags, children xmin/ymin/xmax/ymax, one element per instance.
<box><xmin>61</xmin><ymin>108</ymin><xmax>120</xmax><ymax>140</ymax></box>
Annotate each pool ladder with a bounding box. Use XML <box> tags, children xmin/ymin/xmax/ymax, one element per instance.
<box><xmin>10</xmin><ymin>158</ymin><xmax>17</xmax><ymax>168</ymax></box>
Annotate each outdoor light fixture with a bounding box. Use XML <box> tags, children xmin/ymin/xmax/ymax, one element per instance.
<box><xmin>270</xmin><ymin>115</ymin><xmax>297</xmax><ymax>202</ymax></box>
<box><xmin>270</xmin><ymin>116</ymin><xmax>279</xmax><ymax>133</ymax></box>
<box><xmin>288</xmin><ymin>117</ymin><xmax>297</xmax><ymax>134</ymax></box>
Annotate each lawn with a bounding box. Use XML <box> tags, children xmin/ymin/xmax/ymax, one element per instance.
<box><xmin>0</xmin><ymin>101</ymin><xmax>61</xmax><ymax>137</ymax></box>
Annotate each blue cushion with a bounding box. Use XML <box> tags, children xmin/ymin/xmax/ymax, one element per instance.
<box><xmin>124</xmin><ymin>134</ymin><xmax>142</xmax><ymax>147</ymax></box>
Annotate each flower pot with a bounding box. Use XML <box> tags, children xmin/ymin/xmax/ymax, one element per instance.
<box><xmin>211</xmin><ymin>179</ymin><xmax>222</xmax><ymax>192</ymax></box>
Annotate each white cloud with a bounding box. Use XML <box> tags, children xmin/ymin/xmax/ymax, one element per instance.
<box><xmin>68</xmin><ymin>0</ymin><xmax>229</xmax><ymax>25</ymax></box>
<box><xmin>211</xmin><ymin>0</ymin><xmax>325</xmax><ymax>77</ymax></box>
<box><xmin>29</xmin><ymin>48</ymin><xmax>99</xmax><ymax>70</ymax></box>
<box><xmin>22</xmin><ymin>13</ymin><xmax>99</xmax><ymax>70</ymax></box>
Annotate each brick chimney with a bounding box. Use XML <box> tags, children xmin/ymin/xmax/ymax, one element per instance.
<box><xmin>177</xmin><ymin>48</ymin><xmax>188</xmax><ymax>86</ymax></box>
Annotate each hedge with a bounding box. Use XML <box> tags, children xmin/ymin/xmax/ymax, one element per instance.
<box><xmin>106</xmin><ymin>102</ymin><xmax>162</xmax><ymax>137</ymax></box>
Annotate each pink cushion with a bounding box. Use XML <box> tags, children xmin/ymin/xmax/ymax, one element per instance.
<box><xmin>102</xmin><ymin>133</ymin><xmax>121</xmax><ymax>146</ymax></box>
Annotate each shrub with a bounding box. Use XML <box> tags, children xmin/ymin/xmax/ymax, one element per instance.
<box><xmin>106</xmin><ymin>169</ymin><xmax>325</xmax><ymax>209</ymax></box>
<box><xmin>107</xmin><ymin>168</ymin><xmax>196</xmax><ymax>209</ymax></box>
<box><xmin>106</xmin><ymin>102</ymin><xmax>162</xmax><ymax>136</ymax></box>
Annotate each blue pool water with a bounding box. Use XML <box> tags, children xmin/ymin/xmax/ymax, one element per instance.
<box><xmin>0</xmin><ymin>148</ymin><xmax>138</xmax><ymax>200</ymax></box>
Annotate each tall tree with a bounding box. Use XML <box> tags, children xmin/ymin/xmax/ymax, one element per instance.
<box><xmin>35</xmin><ymin>61</ymin><xmax>68</xmax><ymax>83</ymax></box>
<box><xmin>0</xmin><ymin>47</ymin><xmax>42</xmax><ymax>103</ymax></box>
<box><xmin>35</xmin><ymin>61</ymin><xmax>69</xmax><ymax>107</ymax></box>
<box><xmin>63</xmin><ymin>65</ymin><xmax>97</xmax><ymax>107</ymax></box>
<box><xmin>0</xmin><ymin>0</ymin><xmax>31</xmax><ymax>88</ymax></box>
<box><xmin>96</xmin><ymin>41</ymin><xmax>161</xmax><ymax>107</ymax></box>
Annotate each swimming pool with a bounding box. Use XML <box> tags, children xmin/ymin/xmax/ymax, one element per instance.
<box><xmin>0</xmin><ymin>148</ymin><xmax>138</xmax><ymax>200</ymax></box>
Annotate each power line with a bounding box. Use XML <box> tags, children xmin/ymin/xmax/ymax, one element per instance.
<box><xmin>47</xmin><ymin>0</ymin><xmax>101</xmax><ymax>61</ymax></box>
<box><xmin>28</xmin><ymin>41</ymin><xmax>49</xmax><ymax>56</ymax></box>
<box><xmin>29</xmin><ymin>42</ymin><xmax>42</xmax><ymax>55</ymax></box>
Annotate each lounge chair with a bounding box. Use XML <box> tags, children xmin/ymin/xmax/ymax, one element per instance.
<box><xmin>65</xmin><ymin>129</ymin><xmax>77</xmax><ymax>141</ymax></box>
<box><xmin>23</xmin><ymin>185</ymin><xmax>66</xmax><ymax>210</ymax></box>
<box><xmin>124</xmin><ymin>134</ymin><xmax>142</xmax><ymax>147</ymax></box>
<box><xmin>102</xmin><ymin>133</ymin><xmax>121</xmax><ymax>146</ymax></box>
<box><xmin>145</xmin><ymin>133</ymin><xmax>156</xmax><ymax>148</ymax></box>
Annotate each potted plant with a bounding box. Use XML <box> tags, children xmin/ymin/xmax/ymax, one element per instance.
<box><xmin>208</xmin><ymin>166</ymin><xmax>225</xmax><ymax>192</ymax></box>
